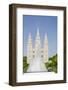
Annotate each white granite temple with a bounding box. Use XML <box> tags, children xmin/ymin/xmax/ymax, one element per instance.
<box><xmin>27</xmin><ymin>28</ymin><xmax>48</xmax><ymax>72</ymax></box>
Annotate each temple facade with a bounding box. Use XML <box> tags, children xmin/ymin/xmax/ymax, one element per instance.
<box><xmin>27</xmin><ymin>28</ymin><xmax>48</xmax><ymax>72</ymax></box>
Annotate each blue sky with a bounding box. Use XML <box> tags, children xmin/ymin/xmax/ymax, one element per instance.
<box><xmin>23</xmin><ymin>15</ymin><xmax>57</xmax><ymax>57</ymax></box>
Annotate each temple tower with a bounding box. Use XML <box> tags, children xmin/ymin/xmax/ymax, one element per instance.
<box><xmin>27</xmin><ymin>33</ymin><xmax>33</xmax><ymax>64</ymax></box>
<box><xmin>43</xmin><ymin>34</ymin><xmax>48</xmax><ymax>63</ymax></box>
<box><xmin>35</xmin><ymin>28</ymin><xmax>41</xmax><ymax>58</ymax></box>
<box><xmin>26</xmin><ymin>28</ymin><xmax>48</xmax><ymax>72</ymax></box>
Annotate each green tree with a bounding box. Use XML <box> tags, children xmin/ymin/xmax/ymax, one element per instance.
<box><xmin>45</xmin><ymin>54</ymin><xmax>57</xmax><ymax>73</ymax></box>
<box><xmin>23</xmin><ymin>56</ymin><xmax>29</xmax><ymax>73</ymax></box>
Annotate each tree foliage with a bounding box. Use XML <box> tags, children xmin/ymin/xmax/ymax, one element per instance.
<box><xmin>45</xmin><ymin>54</ymin><xmax>57</xmax><ymax>73</ymax></box>
<box><xmin>23</xmin><ymin>54</ymin><xmax>57</xmax><ymax>73</ymax></box>
<box><xmin>23</xmin><ymin>56</ymin><xmax>29</xmax><ymax>73</ymax></box>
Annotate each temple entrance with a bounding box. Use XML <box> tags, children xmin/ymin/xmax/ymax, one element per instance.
<box><xmin>27</xmin><ymin>48</ymin><xmax>47</xmax><ymax>72</ymax></box>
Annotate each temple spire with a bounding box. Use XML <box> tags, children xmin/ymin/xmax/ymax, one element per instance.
<box><xmin>43</xmin><ymin>33</ymin><xmax>48</xmax><ymax>63</ymax></box>
<box><xmin>35</xmin><ymin>27</ymin><xmax>41</xmax><ymax>58</ymax></box>
<box><xmin>27</xmin><ymin>33</ymin><xmax>33</xmax><ymax>64</ymax></box>
<box><xmin>37</xmin><ymin>27</ymin><xmax>40</xmax><ymax>36</ymax></box>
